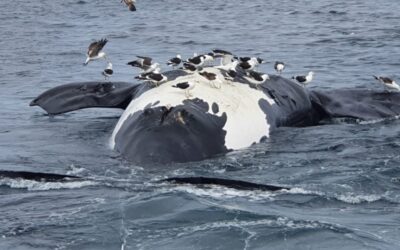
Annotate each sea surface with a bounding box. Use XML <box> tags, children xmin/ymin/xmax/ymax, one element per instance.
<box><xmin>1</xmin><ymin>0</ymin><xmax>400</xmax><ymax>249</ymax></box>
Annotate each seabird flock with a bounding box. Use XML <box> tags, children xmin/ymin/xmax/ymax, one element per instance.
<box><xmin>82</xmin><ymin>40</ymin><xmax>311</xmax><ymax>96</ymax></box>
<box><xmin>81</xmin><ymin>3</ymin><xmax>399</xmax><ymax>95</ymax></box>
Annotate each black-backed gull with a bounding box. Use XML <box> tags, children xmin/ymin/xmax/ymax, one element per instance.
<box><xmin>172</xmin><ymin>81</ymin><xmax>195</xmax><ymax>99</ymax></box>
<box><xmin>292</xmin><ymin>71</ymin><xmax>314</xmax><ymax>85</ymax></box>
<box><xmin>245</xmin><ymin>70</ymin><xmax>269</xmax><ymax>84</ymax></box>
<box><xmin>102</xmin><ymin>62</ymin><xmax>113</xmax><ymax>80</ymax></box>
<box><xmin>84</xmin><ymin>38</ymin><xmax>108</xmax><ymax>65</ymax></box>
<box><xmin>167</xmin><ymin>54</ymin><xmax>182</xmax><ymax>68</ymax></box>
<box><xmin>121</xmin><ymin>0</ymin><xmax>136</xmax><ymax>11</ymax></box>
<box><xmin>373</xmin><ymin>75</ymin><xmax>400</xmax><ymax>91</ymax></box>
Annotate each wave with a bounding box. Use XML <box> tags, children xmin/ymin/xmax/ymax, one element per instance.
<box><xmin>321</xmin><ymin>115</ymin><xmax>400</xmax><ymax>125</ymax></box>
<box><xmin>158</xmin><ymin>184</ymin><xmax>394</xmax><ymax>205</ymax></box>
<box><xmin>285</xmin><ymin>188</ymin><xmax>392</xmax><ymax>204</ymax></box>
<box><xmin>159</xmin><ymin>185</ymin><xmax>279</xmax><ymax>201</ymax></box>
<box><xmin>0</xmin><ymin>178</ymin><xmax>96</xmax><ymax>191</ymax></box>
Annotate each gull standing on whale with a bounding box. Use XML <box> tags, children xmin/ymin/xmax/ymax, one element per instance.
<box><xmin>239</xmin><ymin>57</ymin><xmax>264</xmax><ymax>71</ymax></box>
<box><xmin>172</xmin><ymin>81</ymin><xmax>196</xmax><ymax>99</ymax></box>
<box><xmin>212</xmin><ymin>49</ymin><xmax>235</xmax><ymax>66</ymax></box>
<box><xmin>186</xmin><ymin>54</ymin><xmax>214</xmax><ymax>68</ymax></box>
<box><xmin>140</xmin><ymin>69</ymin><xmax>167</xmax><ymax>86</ymax></box>
<box><xmin>167</xmin><ymin>54</ymin><xmax>182</xmax><ymax>68</ymax></box>
<box><xmin>199</xmin><ymin>71</ymin><xmax>221</xmax><ymax>89</ymax></box>
<box><xmin>244</xmin><ymin>70</ymin><xmax>270</xmax><ymax>85</ymax></box>
<box><xmin>292</xmin><ymin>71</ymin><xmax>314</xmax><ymax>86</ymax></box>
<box><xmin>182</xmin><ymin>62</ymin><xmax>198</xmax><ymax>72</ymax></box>
<box><xmin>219</xmin><ymin>60</ymin><xmax>239</xmax><ymax>81</ymax></box>
<box><xmin>127</xmin><ymin>56</ymin><xmax>160</xmax><ymax>73</ymax></box>
<box><xmin>83</xmin><ymin>38</ymin><xmax>108</xmax><ymax>65</ymax></box>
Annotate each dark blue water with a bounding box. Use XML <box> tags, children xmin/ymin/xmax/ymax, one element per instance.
<box><xmin>1</xmin><ymin>0</ymin><xmax>400</xmax><ymax>249</ymax></box>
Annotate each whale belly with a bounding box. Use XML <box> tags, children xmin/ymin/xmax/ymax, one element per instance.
<box><xmin>111</xmin><ymin>68</ymin><xmax>276</xmax><ymax>163</ymax></box>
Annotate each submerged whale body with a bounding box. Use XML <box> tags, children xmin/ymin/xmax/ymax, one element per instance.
<box><xmin>31</xmin><ymin>68</ymin><xmax>400</xmax><ymax>164</ymax></box>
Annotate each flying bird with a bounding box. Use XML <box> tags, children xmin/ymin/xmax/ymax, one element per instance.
<box><xmin>373</xmin><ymin>75</ymin><xmax>400</xmax><ymax>91</ymax></box>
<box><xmin>83</xmin><ymin>38</ymin><xmax>108</xmax><ymax>65</ymax></box>
<box><xmin>121</xmin><ymin>0</ymin><xmax>136</xmax><ymax>11</ymax></box>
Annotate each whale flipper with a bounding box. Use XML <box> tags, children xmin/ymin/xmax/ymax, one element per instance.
<box><xmin>0</xmin><ymin>171</ymin><xmax>288</xmax><ymax>192</ymax></box>
<box><xmin>311</xmin><ymin>89</ymin><xmax>400</xmax><ymax>121</ymax></box>
<box><xmin>162</xmin><ymin>176</ymin><xmax>289</xmax><ymax>191</ymax></box>
<box><xmin>0</xmin><ymin>170</ymin><xmax>80</xmax><ymax>182</ymax></box>
<box><xmin>30</xmin><ymin>82</ymin><xmax>140</xmax><ymax>115</ymax></box>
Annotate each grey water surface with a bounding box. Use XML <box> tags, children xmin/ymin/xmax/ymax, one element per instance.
<box><xmin>1</xmin><ymin>0</ymin><xmax>400</xmax><ymax>249</ymax></box>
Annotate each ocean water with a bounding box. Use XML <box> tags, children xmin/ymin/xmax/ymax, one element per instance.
<box><xmin>1</xmin><ymin>0</ymin><xmax>400</xmax><ymax>249</ymax></box>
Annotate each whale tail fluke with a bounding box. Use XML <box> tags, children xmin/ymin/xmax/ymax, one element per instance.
<box><xmin>161</xmin><ymin>176</ymin><xmax>289</xmax><ymax>191</ymax></box>
<box><xmin>0</xmin><ymin>171</ymin><xmax>288</xmax><ymax>192</ymax></box>
<box><xmin>0</xmin><ymin>170</ymin><xmax>80</xmax><ymax>182</ymax></box>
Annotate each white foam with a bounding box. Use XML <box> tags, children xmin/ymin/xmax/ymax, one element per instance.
<box><xmin>283</xmin><ymin>187</ymin><xmax>325</xmax><ymax>196</ymax></box>
<box><xmin>286</xmin><ymin>188</ymin><xmax>384</xmax><ymax>204</ymax></box>
<box><xmin>358</xmin><ymin>115</ymin><xmax>400</xmax><ymax>125</ymax></box>
<box><xmin>110</xmin><ymin>67</ymin><xmax>275</xmax><ymax>150</ymax></box>
<box><xmin>160</xmin><ymin>184</ymin><xmax>278</xmax><ymax>201</ymax></box>
<box><xmin>66</xmin><ymin>164</ymin><xmax>87</xmax><ymax>175</ymax></box>
<box><xmin>335</xmin><ymin>193</ymin><xmax>382</xmax><ymax>204</ymax></box>
<box><xmin>170</xmin><ymin>216</ymin><xmax>323</xmax><ymax>239</ymax></box>
<box><xmin>0</xmin><ymin>178</ymin><xmax>96</xmax><ymax>191</ymax></box>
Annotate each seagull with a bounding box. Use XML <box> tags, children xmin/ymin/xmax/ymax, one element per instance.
<box><xmin>238</xmin><ymin>57</ymin><xmax>264</xmax><ymax>64</ymax></box>
<box><xmin>219</xmin><ymin>61</ymin><xmax>239</xmax><ymax>81</ymax></box>
<box><xmin>274</xmin><ymin>61</ymin><xmax>285</xmax><ymax>74</ymax></box>
<box><xmin>212</xmin><ymin>49</ymin><xmax>234</xmax><ymax>66</ymax></box>
<box><xmin>135</xmin><ymin>72</ymin><xmax>150</xmax><ymax>80</ymax></box>
<box><xmin>83</xmin><ymin>38</ymin><xmax>108</xmax><ymax>65</ymax></box>
<box><xmin>244</xmin><ymin>70</ymin><xmax>270</xmax><ymax>85</ymax></box>
<box><xmin>186</xmin><ymin>54</ymin><xmax>214</xmax><ymax>68</ymax></box>
<box><xmin>121</xmin><ymin>0</ymin><xmax>136</xmax><ymax>11</ymax></box>
<box><xmin>167</xmin><ymin>54</ymin><xmax>182</xmax><ymax>68</ymax></box>
<box><xmin>127</xmin><ymin>56</ymin><xmax>159</xmax><ymax>73</ymax></box>
<box><xmin>142</xmin><ymin>69</ymin><xmax>167</xmax><ymax>86</ymax></box>
<box><xmin>373</xmin><ymin>75</ymin><xmax>400</xmax><ymax>91</ymax></box>
<box><xmin>172</xmin><ymin>81</ymin><xmax>195</xmax><ymax>99</ymax></box>
<box><xmin>182</xmin><ymin>62</ymin><xmax>198</xmax><ymax>72</ymax></box>
<box><xmin>143</xmin><ymin>62</ymin><xmax>161</xmax><ymax>74</ymax></box>
<box><xmin>102</xmin><ymin>62</ymin><xmax>113</xmax><ymax>80</ymax></box>
<box><xmin>199</xmin><ymin>71</ymin><xmax>221</xmax><ymax>88</ymax></box>
<box><xmin>292</xmin><ymin>71</ymin><xmax>314</xmax><ymax>85</ymax></box>
<box><xmin>239</xmin><ymin>57</ymin><xmax>264</xmax><ymax>71</ymax></box>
